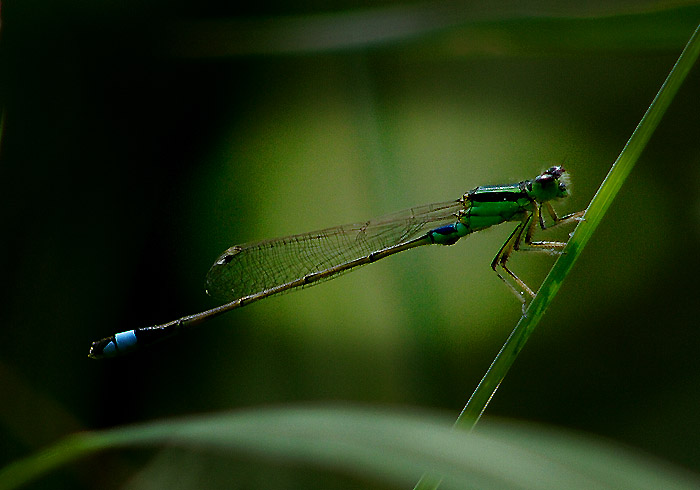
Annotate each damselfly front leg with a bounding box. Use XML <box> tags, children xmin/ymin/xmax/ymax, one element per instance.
<box><xmin>492</xmin><ymin>203</ymin><xmax>584</xmax><ymax>308</ymax></box>
<box><xmin>526</xmin><ymin>202</ymin><xmax>585</xmax><ymax>250</ymax></box>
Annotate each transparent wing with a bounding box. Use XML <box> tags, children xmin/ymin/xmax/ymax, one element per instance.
<box><xmin>205</xmin><ymin>200</ymin><xmax>465</xmax><ymax>301</ymax></box>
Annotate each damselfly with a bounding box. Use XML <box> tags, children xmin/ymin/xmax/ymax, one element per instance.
<box><xmin>89</xmin><ymin>166</ymin><xmax>583</xmax><ymax>359</ymax></box>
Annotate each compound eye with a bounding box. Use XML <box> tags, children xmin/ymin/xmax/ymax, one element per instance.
<box><xmin>535</xmin><ymin>173</ymin><xmax>554</xmax><ymax>184</ymax></box>
<box><xmin>546</xmin><ymin>166</ymin><xmax>565</xmax><ymax>178</ymax></box>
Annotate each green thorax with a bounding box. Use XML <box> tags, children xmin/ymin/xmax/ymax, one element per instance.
<box><xmin>458</xmin><ymin>166</ymin><xmax>570</xmax><ymax>234</ymax></box>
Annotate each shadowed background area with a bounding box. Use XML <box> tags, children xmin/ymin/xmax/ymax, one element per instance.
<box><xmin>1</xmin><ymin>1</ymin><xmax>700</xmax><ymax>488</ymax></box>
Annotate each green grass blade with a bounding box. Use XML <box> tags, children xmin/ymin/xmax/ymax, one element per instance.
<box><xmin>2</xmin><ymin>407</ymin><xmax>700</xmax><ymax>490</ymax></box>
<box><xmin>456</xmin><ymin>21</ymin><xmax>700</xmax><ymax>430</ymax></box>
<box><xmin>415</xmin><ymin>19</ymin><xmax>700</xmax><ymax>490</ymax></box>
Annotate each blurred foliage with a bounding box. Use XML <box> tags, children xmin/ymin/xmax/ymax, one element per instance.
<box><xmin>3</xmin><ymin>407</ymin><xmax>700</xmax><ymax>490</ymax></box>
<box><xmin>1</xmin><ymin>1</ymin><xmax>699</xmax><ymax>489</ymax></box>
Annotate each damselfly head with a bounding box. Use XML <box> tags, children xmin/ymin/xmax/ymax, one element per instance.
<box><xmin>537</xmin><ymin>166</ymin><xmax>565</xmax><ymax>182</ymax></box>
<box><xmin>532</xmin><ymin>166</ymin><xmax>570</xmax><ymax>201</ymax></box>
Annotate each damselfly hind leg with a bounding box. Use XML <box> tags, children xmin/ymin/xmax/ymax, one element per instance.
<box><xmin>492</xmin><ymin>218</ymin><xmax>535</xmax><ymax>310</ymax></box>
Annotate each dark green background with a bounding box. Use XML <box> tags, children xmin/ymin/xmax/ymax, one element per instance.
<box><xmin>2</xmin><ymin>2</ymin><xmax>700</xmax><ymax>488</ymax></box>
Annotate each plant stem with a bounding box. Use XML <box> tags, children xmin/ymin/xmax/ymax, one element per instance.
<box><xmin>415</xmin><ymin>21</ymin><xmax>700</xmax><ymax>490</ymax></box>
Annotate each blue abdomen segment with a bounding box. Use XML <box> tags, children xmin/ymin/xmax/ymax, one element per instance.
<box><xmin>429</xmin><ymin>222</ymin><xmax>470</xmax><ymax>245</ymax></box>
<box><xmin>94</xmin><ymin>330</ymin><xmax>138</xmax><ymax>358</ymax></box>
<box><xmin>89</xmin><ymin>321</ymin><xmax>183</xmax><ymax>359</ymax></box>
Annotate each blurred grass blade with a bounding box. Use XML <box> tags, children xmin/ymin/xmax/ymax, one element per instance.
<box><xmin>416</xmin><ymin>19</ymin><xmax>700</xmax><ymax>490</ymax></box>
<box><xmin>2</xmin><ymin>407</ymin><xmax>700</xmax><ymax>490</ymax></box>
<box><xmin>160</xmin><ymin>3</ymin><xmax>700</xmax><ymax>57</ymax></box>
